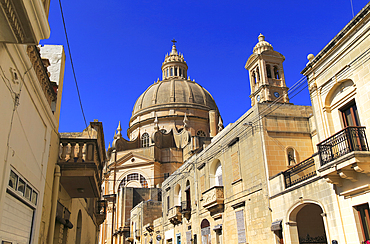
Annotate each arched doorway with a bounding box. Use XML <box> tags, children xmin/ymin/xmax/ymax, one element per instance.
<box><xmin>289</xmin><ymin>203</ymin><xmax>328</xmax><ymax>244</ymax></box>
<box><xmin>201</xmin><ymin>219</ymin><xmax>211</xmax><ymax>244</ymax></box>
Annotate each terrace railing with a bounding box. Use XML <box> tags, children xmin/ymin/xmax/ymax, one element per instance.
<box><xmin>283</xmin><ymin>156</ymin><xmax>316</xmax><ymax>188</ymax></box>
<box><xmin>318</xmin><ymin>126</ymin><xmax>368</xmax><ymax>166</ymax></box>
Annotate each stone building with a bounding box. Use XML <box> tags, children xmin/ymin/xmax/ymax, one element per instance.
<box><xmin>0</xmin><ymin>1</ymin><xmax>63</xmax><ymax>243</ymax></box>
<box><xmin>40</xmin><ymin>120</ymin><xmax>107</xmax><ymax>244</ymax></box>
<box><xmin>100</xmin><ymin>41</ymin><xmax>223</xmax><ymax>244</ymax></box>
<box><xmin>269</xmin><ymin>3</ymin><xmax>370</xmax><ymax>244</ymax></box>
<box><xmin>102</xmin><ymin>2</ymin><xmax>370</xmax><ymax>244</ymax></box>
<box><xmin>157</xmin><ymin>34</ymin><xmax>314</xmax><ymax>244</ymax></box>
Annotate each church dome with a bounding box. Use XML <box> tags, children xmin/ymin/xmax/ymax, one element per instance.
<box><xmin>132</xmin><ymin>79</ymin><xmax>217</xmax><ymax>117</ymax></box>
<box><xmin>253</xmin><ymin>33</ymin><xmax>273</xmax><ymax>54</ymax></box>
<box><xmin>127</xmin><ymin>40</ymin><xmax>221</xmax><ymax>140</ymax></box>
<box><xmin>131</xmin><ymin>40</ymin><xmax>218</xmax><ymax>119</ymax></box>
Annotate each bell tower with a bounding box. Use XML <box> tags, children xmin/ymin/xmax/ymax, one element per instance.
<box><xmin>245</xmin><ymin>34</ymin><xmax>289</xmax><ymax>106</ymax></box>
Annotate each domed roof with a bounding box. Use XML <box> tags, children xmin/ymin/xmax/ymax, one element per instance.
<box><xmin>131</xmin><ymin>41</ymin><xmax>218</xmax><ymax>119</ymax></box>
<box><xmin>253</xmin><ymin>33</ymin><xmax>273</xmax><ymax>54</ymax></box>
<box><xmin>132</xmin><ymin>79</ymin><xmax>218</xmax><ymax>117</ymax></box>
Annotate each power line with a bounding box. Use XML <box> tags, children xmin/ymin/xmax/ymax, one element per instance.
<box><xmin>58</xmin><ymin>0</ymin><xmax>90</xmax><ymax>137</ymax></box>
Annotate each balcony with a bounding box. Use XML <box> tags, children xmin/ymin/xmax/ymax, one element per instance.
<box><xmin>58</xmin><ymin>138</ymin><xmax>103</xmax><ymax>198</ymax></box>
<box><xmin>283</xmin><ymin>156</ymin><xmax>317</xmax><ymax>188</ymax></box>
<box><xmin>168</xmin><ymin>205</ymin><xmax>182</xmax><ymax>225</ymax></box>
<box><xmin>0</xmin><ymin>0</ymin><xmax>50</xmax><ymax>44</ymax></box>
<box><xmin>181</xmin><ymin>200</ymin><xmax>191</xmax><ymax>219</ymax></box>
<box><xmin>202</xmin><ymin>186</ymin><xmax>224</xmax><ymax>218</ymax></box>
<box><xmin>317</xmin><ymin>126</ymin><xmax>370</xmax><ymax>187</ymax></box>
<box><xmin>95</xmin><ymin>200</ymin><xmax>106</xmax><ymax>226</ymax></box>
<box><xmin>318</xmin><ymin>126</ymin><xmax>369</xmax><ymax>166</ymax></box>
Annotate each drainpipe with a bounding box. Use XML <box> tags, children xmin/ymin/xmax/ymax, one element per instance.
<box><xmin>47</xmin><ymin>165</ymin><xmax>61</xmax><ymax>244</ymax></box>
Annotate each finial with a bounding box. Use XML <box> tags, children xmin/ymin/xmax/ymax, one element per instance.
<box><xmin>183</xmin><ymin>113</ymin><xmax>188</xmax><ymax>128</ymax></box>
<box><xmin>258</xmin><ymin>33</ymin><xmax>265</xmax><ymax>42</ymax></box>
<box><xmin>108</xmin><ymin>142</ymin><xmax>111</xmax><ymax>149</ymax></box>
<box><xmin>170</xmin><ymin>39</ymin><xmax>178</xmax><ymax>55</ymax></box>
<box><xmin>154</xmin><ymin>114</ymin><xmax>159</xmax><ymax>131</ymax></box>
<box><xmin>114</xmin><ymin>130</ymin><xmax>117</xmax><ymax>139</ymax></box>
<box><xmin>307</xmin><ymin>54</ymin><xmax>315</xmax><ymax>62</ymax></box>
<box><xmin>117</xmin><ymin>121</ymin><xmax>122</xmax><ymax>138</ymax></box>
<box><xmin>218</xmin><ymin>117</ymin><xmax>224</xmax><ymax>132</ymax></box>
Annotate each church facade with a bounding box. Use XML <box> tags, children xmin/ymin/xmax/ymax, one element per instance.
<box><xmin>100</xmin><ymin>42</ymin><xmax>223</xmax><ymax>244</ymax></box>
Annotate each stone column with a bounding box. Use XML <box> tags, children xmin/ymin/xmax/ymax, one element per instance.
<box><xmin>209</xmin><ymin>110</ymin><xmax>218</xmax><ymax>137</ymax></box>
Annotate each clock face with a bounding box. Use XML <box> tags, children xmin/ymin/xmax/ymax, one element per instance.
<box><xmin>256</xmin><ymin>95</ymin><xmax>261</xmax><ymax>102</ymax></box>
<box><xmin>274</xmin><ymin>92</ymin><xmax>280</xmax><ymax>98</ymax></box>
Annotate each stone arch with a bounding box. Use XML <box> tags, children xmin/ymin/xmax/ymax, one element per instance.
<box><xmin>116</xmin><ymin>170</ymin><xmax>150</xmax><ymax>192</ymax></box>
<box><xmin>325</xmin><ymin>79</ymin><xmax>355</xmax><ymax>108</ymax></box>
<box><xmin>116</xmin><ymin>168</ymin><xmax>151</xmax><ymax>188</ymax></box>
<box><xmin>209</xmin><ymin>159</ymin><xmax>222</xmax><ymax>187</ymax></box>
<box><xmin>286</xmin><ymin>200</ymin><xmax>329</xmax><ymax>244</ymax></box>
<box><xmin>323</xmin><ymin>79</ymin><xmax>356</xmax><ymax>134</ymax></box>
<box><xmin>201</xmin><ymin>219</ymin><xmax>211</xmax><ymax>243</ymax></box>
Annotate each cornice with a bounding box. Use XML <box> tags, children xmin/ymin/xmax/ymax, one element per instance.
<box><xmin>27</xmin><ymin>45</ymin><xmax>57</xmax><ymax>106</ymax></box>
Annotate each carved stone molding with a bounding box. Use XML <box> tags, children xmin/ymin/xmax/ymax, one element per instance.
<box><xmin>27</xmin><ymin>45</ymin><xmax>57</xmax><ymax>106</ymax></box>
<box><xmin>0</xmin><ymin>0</ymin><xmax>25</xmax><ymax>43</ymax></box>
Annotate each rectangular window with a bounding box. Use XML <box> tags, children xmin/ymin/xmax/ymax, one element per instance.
<box><xmin>25</xmin><ymin>185</ymin><xmax>32</xmax><ymax>201</ymax></box>
<box><xmin>231</xmin><ymin>152</ymin><xmax>241</xmax><ymax>182</ymax></box>
<box><xmin>31</xmin><ymin>190</ymin><xmax>38</xmax><ymax>205</ymax></box>
<box><xmin>341</xmin><ymin>101</ymin><xmax>360</xmax><ymax>127</ymax></box>
<box><xmin>355</xmin><ymin>203</ymin><xmax>370</xmax><ymax>241</ymax></box>
<box><xmin>9</xmin><ymin>170</ymin><xmax>18</xmax><ymax>189</ymax></box>
<box><xmin>235</xmin><ymin>210</ymin><xmax>246</xmax><ymax>243</ymax></box>
<box><xmin>18</xmin><ymin>178</ymin><xmax>25</xmax><ymax>195</ymax></box>
<box><xmin>167</xmin><ymin>196</ymin><xmax>170</xmax><ymax>211</ymax></box>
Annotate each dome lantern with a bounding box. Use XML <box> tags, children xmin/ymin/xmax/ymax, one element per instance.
<box><xmin>161</xmin><ymin>39</ymin><xmax>188</xmax><ymax>80</ymax></box>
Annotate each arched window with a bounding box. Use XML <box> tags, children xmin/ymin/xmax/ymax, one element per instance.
<box><xmin>256</xmin><ymin>67</ymin><xmax>260</xmax><ymax>81</ymax></box>
<box><xmin>210</xmin><ymin>159</ymin><xmax>222</xmax><ymax>187</ymax></box>
<box><xmin>174</xmin><ymin>184</ymin><xmax>181</xmax><ymax>206</ymax></box>
<box><xmin>287</xmin><ymin>148</ymin><xmax>296</xmax><ymax>166</ymax></box>
<box><xmin>201</xmin><ymin>219</ymin><xmax>211</xmax><ymax>243</ymax></box>
<box><xmin>167</xmin><ymin>68</ymin><xmax>169</xmax><ymax>77</ymax></box>
<box><xmin>174</xmin><ymin>67</ymin><xmax>178</xmax><ymax>76</ymax></box>
<box><xmin>141</xmin><ymin>133</ymin><xmax>150</xmax><ymax>148</ymax></box>
<box><xmin>215</xmin><ymin>163</ymin><xmax>223</xmax><ymax>186</ymax></box>
<box><xmin>179</xmin><ymin>68</ymin><xmax>182</xmax><ymax>77</ymax></box>
<box><xmin>253</xmin><ymin>72</ymin><xmax>257</xmax><ymax>84</ymax></box>
<box><xmin>274</xmin><ymin>66</ymin><xmax>279</xmax><ymax>79</ymax></box>
<box><xmin>196</xmin><ymin>130</ymin><xmax>206</xmax><ymax>137</ymax></box>
<box><xmin>183</xmin><ymin>180</ymin><xmax>191</xmax><ymax>215</ymax></box>
<box><xmin>170</xmin><ymin>67</ymin><xmax>173</xmax><ymax>76</ymax></box>
<box><xmin>266</xmin><ymin>64</ymin><xmax>272</xmax><ymax>78</ymax></box>
<box><xmin>121</xmin><ymin>173</ymin><xmax>149</xmax><ymax>188</ymax></box>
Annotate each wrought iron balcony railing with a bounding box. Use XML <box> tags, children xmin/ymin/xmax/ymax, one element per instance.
<box><xmin>318</xmin><ymin>126</ymin><xmax>369</xmax><ymax>166</ymax></box>
<box><xmin>283</xmin><ymin>156</ymin><xmax>316</xmax><ymax>188</ymax></box>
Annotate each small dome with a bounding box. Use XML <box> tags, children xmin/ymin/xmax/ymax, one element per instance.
<box><xmin>253</xmin><ymin>33</ymin><xmax>273</xmax><ymax>54</ymax></box>
<box><xmin>132</xmin><ymin>79</ymin><xmax>217</xmax><ymax>117</ymax></box>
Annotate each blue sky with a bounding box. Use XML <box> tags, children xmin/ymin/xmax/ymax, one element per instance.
<box><xmin>41</xmin><ymin>0</ymin><xmax>369</xmax><ymax>146</ymax></box>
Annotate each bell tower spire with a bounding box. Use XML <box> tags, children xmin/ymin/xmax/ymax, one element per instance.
<box><xmin>245</xmin><ymin>34</ymin><xmax>289</xmax><ymax>106</ymax></box>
